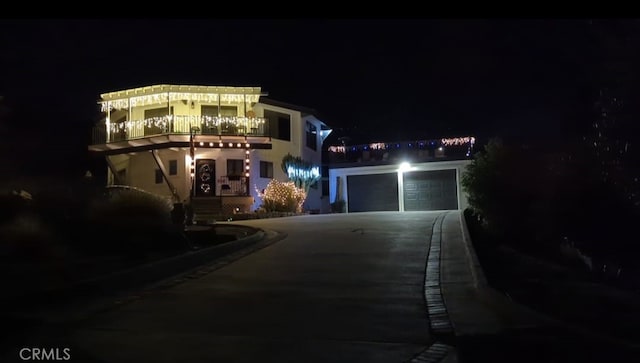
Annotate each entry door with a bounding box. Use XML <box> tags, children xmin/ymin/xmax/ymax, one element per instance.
<box><xmin>195</xmin><ymin>159</ymin><xmax>215</xmax><ymax>197</ymax></box>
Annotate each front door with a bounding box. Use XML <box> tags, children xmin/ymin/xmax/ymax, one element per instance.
<box><xmin>195</xmin><ymin>159</ymin><xmax>216</xmax><ymax>197</ymax></box>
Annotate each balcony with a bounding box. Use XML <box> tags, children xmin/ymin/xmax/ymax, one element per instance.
<box><xmin>92</xmin><ymin>115</ymin><xmax>269</xmax><ymax>145</ymax></box>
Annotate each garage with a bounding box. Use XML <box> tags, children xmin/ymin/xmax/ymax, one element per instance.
<box><xmin>403</xmin><ymin>169</ymin><xmax>458</xmax><ymax>211</ymax></box>
<box><xmin>347</xmin><ymin>173</ymin><xmax>399</xmax><ymax>212</ymax></box>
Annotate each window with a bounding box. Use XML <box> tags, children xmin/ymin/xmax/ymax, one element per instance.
<box><xmin>201</xmin><ymin>105</ymin><xmax>237</xmax><ymax>117</ymax></box>
<box><xmin>227</xmin><ymin>159</ymin><xmax>244</xmax><ymax>177</ymax></box>
<box><xmin>306</xmin><ymin>121</ymin><xmax>317</xmax><ymax>151</ymax></box>
<box><xmin>260</xmin><ymin>161</ymin><xmax>274</xmax><ymax>178</ymax></box>
<box><xmin>169</xmin><ymin>160</ymin><xmax>178</xmax><ymax>175</ymax></box>
<box><xmin>155</xmin><ymin>169</ymin><xmax>163</xmax><ymax>184</ymax></box>
<box><xmin>264</xmin><ymin>109</ymin><xmax>291</xmax><ymax>141</ymax></box>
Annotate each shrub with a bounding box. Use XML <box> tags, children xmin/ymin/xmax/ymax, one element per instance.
<box><xmin>258</xmin><ymin>179</ymin><xmax>306</xmax><ymax>213</ymax></box>
<box><xmin>330</xmin><ymin>199</ymin><xmax>346</xmax><ymax>213</ymax></box>
<box><xmin>86</xmin><ymin>187</ymin><xmax>185</xmax><ymax>258</ymax></box>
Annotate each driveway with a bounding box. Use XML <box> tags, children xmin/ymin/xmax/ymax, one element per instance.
<box><xmin>5</xmin><ymin>212</ymin><xmax>442</xmax><ymax>363</ymax></box>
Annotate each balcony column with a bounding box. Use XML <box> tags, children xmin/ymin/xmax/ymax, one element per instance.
<box><xmin>106</xmin><ymin>103</ymin><xmax>111</xmax><ymax>143</ymax></box>
<box><xmin>128</xmin><ymin>97</ymin><xmax>132</xmax><ymax>137</ymax></box>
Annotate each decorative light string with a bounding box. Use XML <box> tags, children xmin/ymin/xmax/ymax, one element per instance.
<box><xmin>101</xmin><ymin>93</ymin><xmax>261</xmax><ymax>111</ymax></box>
<box><xmin>108</xmin><ymin>115</ymin><xmax>266</xmax><ymax>133</ymax></box>
<box><xmin>441</xmin><ymin>136</ymin><xmax>476</xmax><ymax>146</ymax></box>
<box><xmin>245</xmin><ymin>149</ymin><xmax>251</xmax><ymax>178</ymax></box>
<box><xmin>328</xmin><ymin>136</ymin><xmax>476</xmax><ymax>154</ymax></box>
<box><xmin>256</xmin><ymin>179</ymin><xmax>306</xmax><ymax>213</ymax></box>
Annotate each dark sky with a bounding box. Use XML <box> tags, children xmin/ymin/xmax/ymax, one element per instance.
<box><xmin>0</xmin><ymin>19</ymin><xmax>611</xmax><ymax>176</ymax></box>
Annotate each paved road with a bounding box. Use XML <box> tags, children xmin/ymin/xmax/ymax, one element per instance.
<box><xmin>7</xmin><ymin>212</ymin><xmax>441</xmax><ymax>363</ymax></box>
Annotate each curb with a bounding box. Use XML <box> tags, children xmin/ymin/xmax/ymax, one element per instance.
<box><xmin>3</xmin><ymin>227</ymin><xmax>268</xmax><ymax>311</ymax></box>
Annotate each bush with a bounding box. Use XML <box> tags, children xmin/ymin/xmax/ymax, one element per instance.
<box><xmin>330</xmin><ymin>199</ymin><xmax>346</xmax><ymax>213</ymax></box>
<box><xmin>0</xmin><ymin>190</ymin><xmax>32</xmax><ymax>224</ymax></box>
<box><xmin>258</xmin><ymin>180</ymin><xmax>306</xmax><ymax>213</ymax></box>
<box><xmin>0</xmin><ymin>212</ymin><xmax>56</xmax><ymax>261</ymax></box>
<box><xmin>86</xmin><ymin>187</ymin><xmax>186</xmax><ymax>258</ymax></box>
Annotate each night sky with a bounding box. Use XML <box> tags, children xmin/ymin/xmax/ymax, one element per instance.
<box><xmin>0</xmin><ymin>19</ymin><xmax>613</xmax><ymax>178</ymax></box>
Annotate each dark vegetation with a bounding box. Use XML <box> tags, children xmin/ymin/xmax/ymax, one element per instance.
<box><xmin>462</xmin><ymin>138</ymin><xmax>640</xmax><ymax>288</ymax></box>
<box><xmin>0</xmin><ymin>176</ymin><xmax>232</xmax><ymax>305</ymax></box>
<box><xmin>462</xmin><ymin>138</ymin><xmax>640</xmax><ymax>348</ymax></box>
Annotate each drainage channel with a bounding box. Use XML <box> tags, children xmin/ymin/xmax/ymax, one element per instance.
<box><xmin>409</xmin><ymin>212</ymin><xmax>456</xmax><ymax>363</ymax></box>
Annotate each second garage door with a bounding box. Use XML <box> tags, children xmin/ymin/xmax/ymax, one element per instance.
<box><xmin>403</xmin><ymin>169</ymin><xmax>458</xmax><ymax>211</ymax></box>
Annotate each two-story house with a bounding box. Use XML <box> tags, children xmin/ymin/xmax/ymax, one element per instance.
<box><xmin>88</xmin><ymin>84</ymin><xmax>332</xmax><ymax>219</ymax></box>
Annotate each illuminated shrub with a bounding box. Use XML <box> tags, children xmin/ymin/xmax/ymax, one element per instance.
<box><xmin>258</xmin><ymin>179</ymin><xmax>306</xmax><ymax>213</ymax></box>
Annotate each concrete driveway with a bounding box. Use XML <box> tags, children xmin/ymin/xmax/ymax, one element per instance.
<box><xmin>7</xmin><ymin>212</ymin><xmax>442</xmax><ymax>363</ymax></box>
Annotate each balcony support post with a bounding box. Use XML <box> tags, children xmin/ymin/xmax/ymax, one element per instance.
<box><xmin>151</xmin><ymin>149</ymin><xmax>181</xmax><ymax>203</ymax></box>
<box><xmin>105</xmin><ymin>155</ymin><xmax>121</xmax><ymax>185</ymax></box>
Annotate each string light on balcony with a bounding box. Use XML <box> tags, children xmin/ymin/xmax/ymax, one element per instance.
<box><xmin>219</xmin><ymin>142</ymin><xmax>223</xmax><ymax>147</ymax></box>
<box><xmin>100</xmin><ymin>93</ymin><xmax>261</xmax><ymax>111</ymax></box>
<box><xmin>107</xmin><ymin>115</ymin><xmax>267</xmax><ymax>137</ymax></box>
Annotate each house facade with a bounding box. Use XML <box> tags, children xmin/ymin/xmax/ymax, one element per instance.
<box><xmin>327</xmin><ymin>137</ymin><xmax>475</xmax><ymax>213</ymax></box>
<box><xmin>89</xmin><ymin>84</ymin><xmax>332</xmax><ymax>217</ymax></box>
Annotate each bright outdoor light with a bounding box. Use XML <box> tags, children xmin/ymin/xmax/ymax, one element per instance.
<box><xmin>399</xmin><ymin>161</ymin><xmax>412</xmax><ymax>172</ymax></box>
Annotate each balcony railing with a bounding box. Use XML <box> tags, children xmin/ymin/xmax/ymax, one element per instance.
<box><xmin>92</xmin><ymin>115</ymin><xmax>269</xmax><ymax>144</ymax></box>
<box><xmin>217</xmin><ymin>175</ymin><xmax>249</xmax><ymax>196</ymax></box>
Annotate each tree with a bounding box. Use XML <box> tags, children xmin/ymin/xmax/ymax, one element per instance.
<box><xmin>461</xmin><ymin>138</ymin><xmax>546</xmax><ymax>247</ymax></box>
<box><xmin>280</xmin><ymin>153</ymin><xmax>321</xmax><ymax>195</ymax></box>
<box><xmin>584</xmin><ymin>20</ymin><xmax>640</xmax><ymax>210</ymax></box>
